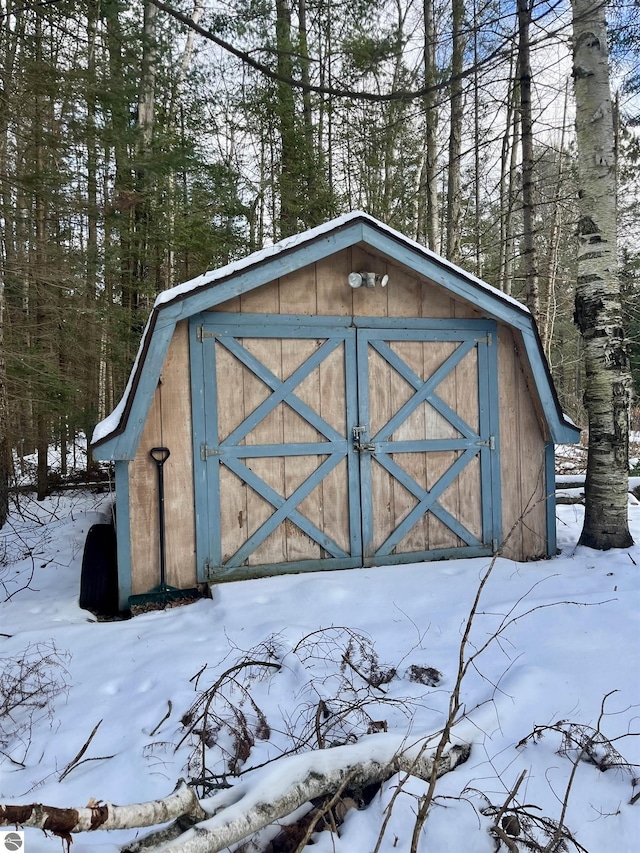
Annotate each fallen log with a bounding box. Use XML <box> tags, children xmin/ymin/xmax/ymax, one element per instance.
<box><xmin>0</xmin><ymin>735</ymin><xmax>471</xmax><ymax>853</ymax></box>
<box><xmin>124</xmin><ymin>734</ymin><xmax>471</xmax><ymax>853</ymax></box>
<box><xmin>0</xmin><ymin>779</ymin><xmax>205</xmax><ymax>837</ymax></box>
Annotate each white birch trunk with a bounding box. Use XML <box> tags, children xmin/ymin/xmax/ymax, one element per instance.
<box><xmin>572</xmin><ymin>0</ymin><xmax>633</xmax><ymax>548</ymax></box>
<box><xmin>0</xmin><ymin>780</ymin><xmax>205</xmax><ymax>833</ymax></box>
<box><xmin>138</xmin><ymin>2</ymin><xmax>158</xmax><ymax>149</ymax></box>
<box><xmin>124</xmin><ymin>736</ymin><xmax>470</xmax><ymax>853</ymax></box>
<box><xmin>1</xmin><ymin>738</ymin><xmax>470</xmax><ymax>852</ymax></box>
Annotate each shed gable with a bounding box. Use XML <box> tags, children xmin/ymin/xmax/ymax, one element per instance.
<box><xmin>92</xmin><ymin>213</ymin><xmax>580</xmax><ymax>460</ymax></box>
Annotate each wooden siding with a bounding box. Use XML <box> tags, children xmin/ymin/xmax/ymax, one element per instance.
<box><xmin>129</xmin><ymin>320</ymin><xmax>197</xmax><ymax>594</ymax></box>
<box><xmin>214</xmin><ymin>333</ymin><xmax>351</xmax><ymax>567</ymax></box>
<box><xmin>497</xmin><ymin>324</ymin><xmax>547</xmax><ymax>560</ymax></box>
<box><xmin>129</xmin><ymin>245</ymin><xmax>548</xmax><ymax>590</ymax></box>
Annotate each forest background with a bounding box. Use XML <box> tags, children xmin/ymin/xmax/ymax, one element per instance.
<box><xmin>0</xmin><ymin>0</ymin><xmax>638</xmax><ymax>505</ymax></box>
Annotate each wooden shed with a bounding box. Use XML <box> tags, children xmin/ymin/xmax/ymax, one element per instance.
<box><xmin>91</xmin><ymin>212</ymin><xmax>580</xmax><ymax>610</ymax></box>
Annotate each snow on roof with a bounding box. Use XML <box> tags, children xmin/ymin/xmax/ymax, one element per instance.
<box><xmin>153</xmin><ymin>210</ymin><xmax>531</xmax><ymax>314</ymax></box>
<box><xmin>91</xmin><ymin>316</ymin><xmax>153</xmax><ymax>445</ymax></box>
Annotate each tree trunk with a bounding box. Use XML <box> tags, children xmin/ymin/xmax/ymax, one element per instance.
<box><xmin>126</xmin><ymin>737</ymin><xmax>470</xmax><ymax>853</ymax></box>
<box><xmin>0</xmin><ymin>2</ymin><xmax>22</xmax><ymax>526</ymax></box>
<box><xmin>135</xmin><ymin>1</ymin><xmax>158</xmax><ymax>294</ymax></box>
<box><xmin>472</xmin><ymin>0</ymin><xmax>482</xmax><ymax>277</ymax></box>
<box><xmin>572</xmin><ymin>0</ymin><xmax>633</xmax><ymax>549</ymax></box>
<box><xmin>34</xmin><ymin>7</ymin><xmax>49</xmax><ymax>502</ymax></box>
<box><xmin>0</xmin><ymin>779</ymin><xmax>205</xmax><ymax>836</ymax></box>
<box><xmin>417</xmin><ymin>0</ymin><xmax>439</xmax><ymax>251</ymax></box>
<box><xmin>541</xmin><ymin>81</ymin><xmax>570</xmax><ymax>360</ymax></box>
<box><xmin>0</xmin><ymin>739</ymin><xmax>470</xmax><ymax>853</ymax></box>
<box><xmin>0</xmin><ymin>276</ymin><xmax>8</xmax><ymax>527</ymax></box>
<box><xmin>275</xmin><ymin>0</ymin><xmax>298</xmax><ymax>238</ymax></box>
<box><xmin>446</xmin><ymin>0</ymin><xmax>465</xmax><ymax>265</ymax></box>
<box><xmin>517</xmin><ymin>0</ymin><xmax>539</xmax><ymax>317</ymax></box>
<box><xmin>164</xmin><ymin>1</ymin><xmax>205</xmax><ymax>290</ymax></box>
<box><xmin>498</xmin><ymin>50</ymin><xmax>518</xmax><ymax>295</ymax></box>
<box><xmin>298</xmin><ymin>0</ymin><xmax>326</xmax><ymax>227</ymax></box>
<box><xmin>138</xmin><ymin>1</ymin><xmax>157</xmax><ymax>151</ymax></box>
<box><xmin>84</xmin><ymin>0</ymin><xmax>99</xmax><ymax>472</ymax></box>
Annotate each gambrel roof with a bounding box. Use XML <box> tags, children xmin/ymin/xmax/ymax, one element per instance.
<box><xmin>92</xmin><ymin>211</ymin><xmax>580</xmax><ymax>460</ymax></box>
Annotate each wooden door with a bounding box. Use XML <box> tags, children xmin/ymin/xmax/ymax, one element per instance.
<box><xmin>355</xmin><ymin>321</ymin><xmax>501</xmax><ymax>566</ymax></box>
<box><xmin>191</xmin><ymin>314</ymin><xmax>500</xmax><ymax>581</ymax></box>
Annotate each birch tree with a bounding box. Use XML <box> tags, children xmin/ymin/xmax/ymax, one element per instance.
<box><xmin>571</xmin><ymin>0</ymin><xmax>633</xmax><ymax>549</ymax></box>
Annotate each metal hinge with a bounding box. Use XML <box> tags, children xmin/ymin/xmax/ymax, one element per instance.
<box><xmin>196</xmin><ymin>325</ymin><xmax>216</xmax><ymax>342</ymax></box>
<box><xmin>203</xmin><ymin>560</ymin><xmax>218</xmax><ymax>581</ymax></box>
<box><xmin>492</xmin><ymin>538</ymin><xmax>499</xmax><ymax>555</ymax></box>
<box><xmin>200</xmin><ymin>443</ymin><xmax>219</xmax><ymax>460</ymax></box>
<box><xmin>477</xmin><ymin>435</ymin><xmax>495</xmax><ymax>450</ymax></box>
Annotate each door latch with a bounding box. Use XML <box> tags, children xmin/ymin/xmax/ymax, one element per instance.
<box><xmin>352</xmin><ymin>425</ymin><xmax>375</xmax><ymax>453</ymax></box>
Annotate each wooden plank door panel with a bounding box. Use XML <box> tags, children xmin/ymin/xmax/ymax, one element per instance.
<box><xmin>192</xmin><ymin>314</ymin><xmax>361</xmax><ymax>580</ymax></box>
<box><xmin>357</xmin><ymin>323</ymin><xmax>499</xmax><ymax>566</ymax></box>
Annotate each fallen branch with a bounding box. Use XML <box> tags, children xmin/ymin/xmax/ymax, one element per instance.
<box><xmin>150</xmin><ymin>701</ymin><xmax>173</xmax><ymax>737</ymax></box>
<box><xmin>0</xmin><ymin>778</ymin><xmax>206</xmax><ymax>835</ymax></box>
<box><xmin>123</xmin><ymin>734</ymin><xmax>470</xmax><ymax>852</ymax></box>
<box><xmin>0</xmin><ymin>735</ymin><xmax>470</xmax><ymax>851</ymax></box>
<box><xmin>59</xmin><ymin>719</ymin><xmax>106</xmax><ymax>781</ymax></box>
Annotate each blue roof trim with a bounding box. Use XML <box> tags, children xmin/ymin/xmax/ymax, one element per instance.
<box><xmin>360</xmin><ymin>223</ymin><xmax>532</xmax><ymax>328</ymax></box>
<box><xmin>519</xmin><ymin>327</ymin><xmax>580</xmax><ymax>443</ymax></box>
<box><xmin>161</xmin><ymin>224</ymin><xmax>365</xmax><ymax>318</ymax></box>
<box><xmin>93</xmin><ymin>318</ymin><xmax>176</xmax><ymax>460</ymax></box>
<box><xmin>92</xmin><ymin>213</ymin><xmax>580</xmax><ymax>459</ymax></box>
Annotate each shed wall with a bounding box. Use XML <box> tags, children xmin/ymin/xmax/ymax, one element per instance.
<box><xmin>129</xmin><ymin>320</ymin><xmax>197</xmax><ymax>594</ymax></box>
<box><xmin>127</xmin><ymin>246</ymin><xmax>548</xmax><ymax>591</ymax></box>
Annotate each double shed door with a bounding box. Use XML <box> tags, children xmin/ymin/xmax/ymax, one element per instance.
<box><xmin>190</xmin><ymin>313</ymin><xmax>501</xmax><ymax>581</ymax></box>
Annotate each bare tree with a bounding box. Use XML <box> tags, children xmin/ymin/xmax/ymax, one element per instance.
<box><xmin>417</xmin><ymin>0</ymin><xmax>440</xmax><ymax>250</ymax></box>
<box><xmin>445</xmin><ymin>0</ymin><xmax>465</xmax><ymax>264</ymax></box>
<box><xmin>517</xmin><ymin>0</ymin><xmax>539</xmax><ymax>318</ymax></box>
<box><xmin>0</xmin><ymin>274</ymin><xmax>8</xmax><ymax>528</ymax></box>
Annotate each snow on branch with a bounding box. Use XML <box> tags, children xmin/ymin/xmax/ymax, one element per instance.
<box><xmin>0</xmin><ymin>735</ymin><xmax>470</xmax><ymax>852</ymax></box>
<box><xmin>124</xmin><ymin>733</ymin><xmax>471</xmax><ymax>852</ymax></box>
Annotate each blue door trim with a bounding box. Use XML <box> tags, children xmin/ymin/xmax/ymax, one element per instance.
<box><xmin>114</xmin><ymin>460</ymin><xmax>132</xmax><ymax>609</ymax></box>
<box><xmin>545</xmin><ymin>441</ymin><xmax>557</xmax><ymax>557</ymax></box>
<box><xmin>191</xmin><ymin>314</ymin><xmax>501</xmax><ymax>579</ymax></box>
<box><xmin>192</xmin><ymin>314</ymin><xmax>360</xmax><ymax>580</ymax></box>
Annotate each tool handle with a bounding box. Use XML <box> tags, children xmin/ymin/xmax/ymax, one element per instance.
<box><xmin>150</xmin><ymin>447</ymin><xmax>170</xmax><ymax>586</ymax></box>
<box><xmin>150</xmin><ymin>446</ymin><xmax>171</xmax><ymax>465</ymax></box>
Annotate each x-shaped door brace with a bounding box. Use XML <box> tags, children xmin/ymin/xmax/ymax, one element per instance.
<box><xmin>367</xmin><ymin>338</ymin><xmax>480</xmax><ymax>443</ymax></box>
<box><xmin>361</xmin><ymin>337</ymin><xmax>485</xmax><ymax>554</ymax></box>
<box><xmin>218</xmin><ymin>336</ymin><xmax>345</xmax><ymax>448</ymax></box>
<box><xmin>211</xmin><ymin>331</ymin><xmax>487</xmax><ymax>564</ymax></box>
<box><xmin>213</xmin><ymin>335</ymin><xmax>352</xmax><ymax>565</ymax></box>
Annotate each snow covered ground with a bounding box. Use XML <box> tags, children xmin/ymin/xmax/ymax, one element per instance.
<box><xmin>1</xmin><ymin>489</ymin><xmax>639</xmax><ymax>852</ymax></box>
